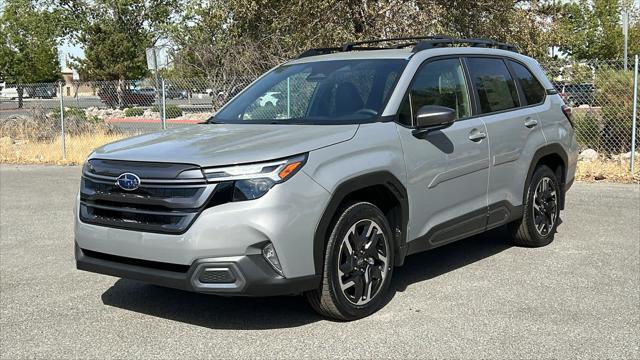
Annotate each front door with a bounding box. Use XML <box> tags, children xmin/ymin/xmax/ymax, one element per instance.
<box><xmin>396</xmin><ymin>57</ymin><xmax>490</xmax><ymax>251</ymax></box>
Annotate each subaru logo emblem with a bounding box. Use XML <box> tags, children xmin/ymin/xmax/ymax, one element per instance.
<box><xmin>115</xmin><ymin>173</ymin><xmax>141</xmax><ymax>191</ymax></box>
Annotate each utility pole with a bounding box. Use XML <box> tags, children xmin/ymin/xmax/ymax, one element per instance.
<box><xmin>623</xmin><ymin>8</ymin><xmax>629</xmax><ymax>70</ymax></box>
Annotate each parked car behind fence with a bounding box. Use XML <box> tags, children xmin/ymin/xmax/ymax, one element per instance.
<box><xmin>97</xmin><ymin>87</ymin><xmax>156</xmax><ymax>108</ymax></box>
<box><xmin>555</xmin><ymin>82</ymin><xmax>596</xmax><ymax>107</ymax></box>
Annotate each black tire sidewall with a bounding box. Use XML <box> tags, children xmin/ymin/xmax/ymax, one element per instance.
<box><xmin>525</xmin><ymin>166</ymin><xmax>561</xmax><ymax>244</ymax></box>
<box><xmin>326</xmin><ymin>202</ymin><xmax>394</xmax><ymax>319</ymax></box>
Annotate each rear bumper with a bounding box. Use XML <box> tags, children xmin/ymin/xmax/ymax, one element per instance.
<box><xmin>75</xmin><ymin>243</ymin><xmax>319</xmax><ymax>296</ymax></box>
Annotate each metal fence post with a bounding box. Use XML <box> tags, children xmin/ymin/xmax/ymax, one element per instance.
<box><xmin>59</xmin><ymin>81</ymin><xmax>66</xmax><ymax>160</ymax></box>
<box><xmin>161</xmin><ymin>78</ymin><xmax>167</xmax><ymax>130</ymax></box>
<box><xmin>631</xmin><ymin>55</ymin><xmax>638</xmax><ymax>174</ymax></box>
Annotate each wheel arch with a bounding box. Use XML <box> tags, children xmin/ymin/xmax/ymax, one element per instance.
<box><xmin>524</xmin><ymin>144</ymin><xmax>569</xmax><ymax>209</ymax></box>
<box><xmin>312</xmin><ymin>171</ymin><xmax>409</xmax><ymax>276</ymax></box>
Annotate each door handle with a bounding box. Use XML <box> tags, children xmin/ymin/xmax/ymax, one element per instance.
<box><xmin>524</xmin><ymin>118</ymin><xmax>538</xmax><ymax>128</ymax></box>
<box><xmin>468</xmin><ymin>130</ymin><xmax>487</xmax><ymax>142</ymax></box>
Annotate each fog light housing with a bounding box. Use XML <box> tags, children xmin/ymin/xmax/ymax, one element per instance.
<box><xmin>262</xmin><ymin>243</ymin><xmax>284</xmax><ymax>277</ymax></box>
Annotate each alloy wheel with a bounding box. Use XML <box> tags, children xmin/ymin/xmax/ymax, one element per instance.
<box><xmin>337</xmin><ymin>219</ymin><xmax>390</xmax><ymax>305</ymax></box>
<box><xmin>532</xmin><ymin>176</ymin><xmax>558</xmax><ymax>236</ymax></box>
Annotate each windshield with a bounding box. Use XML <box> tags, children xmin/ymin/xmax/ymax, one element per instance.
<box><xmin>213</xmin><ymin>59</ymin><xmax>407</xmax><ymax>124</ymax></box>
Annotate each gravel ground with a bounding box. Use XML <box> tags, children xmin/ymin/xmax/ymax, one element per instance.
<box><xmin>1</xmin><ymin>165</ymin><xmax>638</xmax><ymax>359</ymax></box>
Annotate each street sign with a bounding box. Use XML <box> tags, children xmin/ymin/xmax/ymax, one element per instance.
<box><xmin>145</xmin><ymin>47</ymin><xmax>169</xmax><ymax>71</ymax></box>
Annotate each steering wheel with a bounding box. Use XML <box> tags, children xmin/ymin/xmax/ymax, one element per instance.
<box><xmin>354</xmin><ymin>108</ymin><xmax>378</xmax><ymax>116</ymax></box>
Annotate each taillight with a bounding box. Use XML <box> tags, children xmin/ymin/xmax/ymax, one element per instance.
<box><xmin>561</xmin><ymin>105</ymin><xmax>574</xmax><ymax>128</ymax></box>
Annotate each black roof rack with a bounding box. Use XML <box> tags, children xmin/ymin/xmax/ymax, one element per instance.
<box><xmin>412</xmin><ymin>38</ymin><xmax>517</xmax><ymax>52</ymax></box>
<box><xmin>295</xmin><ymin>36</ymin><xmax>518</xmax><ymax>59</ymax></box>
<box><xmin>296</xmin><ymin>47</ymin><xmax>343</xmax><ymax>59</ymax></box>
<box><xmin>340</xmin><ymin>35</ymin><xmax>451</xmax><ymax>51</ymax></box>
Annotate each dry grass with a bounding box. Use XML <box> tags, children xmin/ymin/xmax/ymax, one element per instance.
<box><xmin>1</xmin><ymin>132</ymin><xmax>639</xmax><ymax>183</ymax></box>
<box><xmin>576</xmin><ymin>159</ymin><xmax>639</xmax><ymax>183</ymax></box>
<box><xmin>1</xmin><ymin>133</ymin><xmax>127</xmax><ymax>165</ymax></box>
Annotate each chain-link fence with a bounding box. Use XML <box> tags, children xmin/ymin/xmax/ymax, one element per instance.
<box><xmin>0</xmin><ymin>77</ymin><xmax>254</xmax><ymax>163</ymax></box>
<box><xmin>541</xmin><ymin>59</ymin><xmax>638</xmax><ymax>156</ymax></box>
<box><xmin>0</xmin><ymin>58</ymin><xmax>638</xmax><ymax>166</ymax></box>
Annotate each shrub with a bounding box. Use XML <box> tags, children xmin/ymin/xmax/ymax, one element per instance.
<box><xmin>50</xmin><ymin>106</ymin><xmax>87</xmax><ymax>123</ymax></box>
<box><xmin>124</xmin><ymin>107</ymin><xmax>144</xmax><ymax>117</ymax></box>
<box><xmin>151</xmin><ymin>104</ymin><xmax>183</xmax><ymax>119</ymax></box>
<box><xmin>572</xmin><ymin>110</ymin><xmax>601</xmax><ymax>150</ymax></box>
<box><xmin>87</xmin><ymin>115</ymin><xmax>102</xmax><ymax>123</ymax></box>
<box><xmin>0</xmin><ymin>105</ymin><xmax>117</xmax><ymax>141</ymax></box>
<box><xmin>594</xmin><ymin>67</ymin><xmax>634</xmax><ymax>153</ymax></box>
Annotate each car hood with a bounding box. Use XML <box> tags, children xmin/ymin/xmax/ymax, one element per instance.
<box><xmin>91</xmin><ymin>124</ymin><xmax>358</xmax><ymax>167</ymax></box>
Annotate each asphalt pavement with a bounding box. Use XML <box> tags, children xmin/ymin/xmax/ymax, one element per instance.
<box><xmin>0</xmin><ymin>165</ymin><xmax>638</xmax><ymax>359</ymax></box>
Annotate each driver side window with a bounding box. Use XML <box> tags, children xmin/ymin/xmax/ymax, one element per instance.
<box><xmin>398</xmin><ymin>58</ymin><xmax>472</xmax><ymax>126</ymax></box>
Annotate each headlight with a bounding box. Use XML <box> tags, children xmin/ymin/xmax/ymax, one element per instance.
<box><xmin>202</xmin><ymin>154</ymin><xmax>307</xmax><ymax>201</ymax></box>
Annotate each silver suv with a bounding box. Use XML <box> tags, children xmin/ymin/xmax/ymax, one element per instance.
<box><xmin>75</xmin><ymin>37</ymin><xmax>577</xmax><ymax>320</ymax></box>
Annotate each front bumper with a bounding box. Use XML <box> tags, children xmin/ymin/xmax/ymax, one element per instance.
<box><xmin>75</xmin><ymin>169</ymin><xmax>331</xmax><ymax>279</ymax></box>
<box><xmin>75</xmin><ymin>243</ymin><xmax>319</xmax><ymax>296</ymax></box>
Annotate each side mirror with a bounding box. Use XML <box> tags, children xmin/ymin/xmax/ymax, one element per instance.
<box><xmin>415</xmin><ymin>105</ymin><xmax>456</xmax><ymax>129</ymax></box>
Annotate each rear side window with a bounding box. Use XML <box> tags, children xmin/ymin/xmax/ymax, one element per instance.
<box><xmin>508</xmin><ymin>60</ymin><xmax>545</xmax><ymax>105</ymax></box>
<box><xmin>467</xmin><ymin>58</ymin><xmax>519</xmax><ymax>113</ymax></box>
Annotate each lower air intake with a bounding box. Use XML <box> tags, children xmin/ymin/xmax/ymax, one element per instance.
<box><xmin>198</xmin><ymin>268</ymin><xmax>236</xmax><ymax>284</ymax></box>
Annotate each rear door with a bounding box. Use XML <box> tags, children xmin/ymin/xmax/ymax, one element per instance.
<box><xmin>465</xmin><ymin>57</ymin><xmax>548</xmax><ymax>227</ymax></box>
<box><xmin>396</xmin><ymin>57</ymin><xmax>490</xmax><ymax>250</ymax></box>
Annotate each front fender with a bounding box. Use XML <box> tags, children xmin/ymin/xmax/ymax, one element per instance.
<box><xmin>302</xmin><ymin>122</ymin><xmax>408</xmax><ymax>274</ymax></box>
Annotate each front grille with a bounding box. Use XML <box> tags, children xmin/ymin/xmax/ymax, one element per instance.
<box><xmin>79</xmin><ymin>160</ymin><xmax>221</xmax><ymax>234</ymax></box>
<box><xmin>88</xmin><ymin>181</ymin><xmax>200</xmax><ymax>198</ymax></box>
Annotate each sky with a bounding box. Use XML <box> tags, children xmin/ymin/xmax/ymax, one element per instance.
<box><xmin>59</xmin><ymin>39</ymin><xmax>84</xmax><ymax>68</ymax></box>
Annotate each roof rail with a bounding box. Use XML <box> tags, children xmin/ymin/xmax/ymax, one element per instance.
<box><xmin>412</xmin><ymin>38</ymin><xmax>517</xmax><ymax>52</ymax></box>
<box><xmin>295</xmin><ymin>36</ymin><xmax>517</xmax><ymax>59</ymax></box>
<box><xmin>340</xmin><ymin>35</ymin><xmax>451</xmax><ymax>51</ymax></box>
<box><xmin>296</xmin><ymin>47</ymin><xmax>343</xmax><ymax>59</ymax></box>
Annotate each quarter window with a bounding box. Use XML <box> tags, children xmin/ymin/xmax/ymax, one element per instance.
<box><xmin>398</xmin><ymin>58</ymin><xmax>472</xmax><ymax>126</ymax></box>
<box><xmin>507</xmin><ymin>60</ymin><xmax>546</xmax><ymax>105</ymax></box>
<box><xmin>467</xmin><ymin>58</ymin><xmax>520</xmax><ymax>113</ymax></box>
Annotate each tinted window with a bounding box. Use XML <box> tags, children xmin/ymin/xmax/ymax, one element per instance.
<box><xmin>214</xmin><ymin>59</ymin><xmax>405</xmax><ymax>124</ymax></box>
<box><xmin>467</xmin><ymin>58</ymin><xmax>519</xmax><ymax>113</ymax></box>
<box><xmin>508</xmin><ymin>60</ymin><xmax>545</xmax><ymax>105</ymax></box>
<box><xmin>398</xmin><ymin>58</ymin><xmax>472</xmax><ymax>125</ymax></box>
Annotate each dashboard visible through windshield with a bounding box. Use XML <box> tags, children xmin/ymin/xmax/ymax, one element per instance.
<box><xmin>212</xmin><ymin>59</ymin><xmax>407</xmax><ymax>124</ymax></box>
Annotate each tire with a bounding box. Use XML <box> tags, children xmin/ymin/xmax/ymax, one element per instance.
<box><xmin>306</xmin><ymin>202</ymin><xmax>394</xmax><ymax>321</ymax></box>
<box><xmin>509</xmin><ymin>165</ymin><xmax>561</xmax><ymax>247</ymax></box>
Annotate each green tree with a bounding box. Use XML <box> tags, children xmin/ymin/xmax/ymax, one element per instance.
<box><xmin>166</xmin><ymin>0</ymin><xmax>552</xmax><ymax>81</ymax></box>
<box><xmin>0</xmin><ymin>0</ymin><xmax>62</xmax><ymax>107</ymax></box>
<box><xmin>433</xmin><ymin>0</ymin><xmax>553</xmax><ymax>57</ymax></box>
<box><xmin>72</xmin><ymin>0</ymin><xmax>177</xmax><ymax>81</ymax></box>
<box><xmin>557</xmin><ymin>0</ymin><xmax>639</xmax><ymax>60</ymax></box>
<box><xmin>68</xmin><ymin>0</ymin><xmax>177</xmax><ymax>108</ymax></box>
